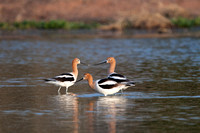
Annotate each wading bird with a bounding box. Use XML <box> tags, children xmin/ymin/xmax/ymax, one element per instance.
<box><xmin>94</xmin><ymin>57</ymin><xmax>135</xmax><ymax>92</ymax></box>
<box><xmin>44</xmin><ymin>58</ymin><xmax>86</xmax><ymax>95</ymax></box>
<box><xmin>77</xmin><ymin>73</ymin><xmax>134</xmax><ymax>96</ymax></box>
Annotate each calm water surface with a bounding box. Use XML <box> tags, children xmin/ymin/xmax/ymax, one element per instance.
<box><xmin>0</xmin><ymin>31</ymin><xmax>200</xmax><ymax>133</ymax></box>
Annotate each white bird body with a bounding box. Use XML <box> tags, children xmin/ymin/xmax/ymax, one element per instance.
<box><xmin>78</xmin><ymin>73</ymin><xmax>130</xmax><ymax>96</ymax></box>
<box><xmin>45</xmin><ymin>72</ymin><xmax>76</xmax><ymax>88</ymax></box>
<box><xmin>44</xmin><ymin>58</ymin><xmax>81</xmax><ymax>94</ymax></box>
<box><xmin>94</xmin><ymin>79</ymin><xmax>125</xmax><ymax>96</ymax></box>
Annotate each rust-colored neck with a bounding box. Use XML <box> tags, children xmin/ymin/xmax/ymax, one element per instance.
<box><xmin>87</xmin><ymin>74</ymin><xmax>95</xmax><ymax>89</ymax></box>
<box><xmin>72</xmin><ymin>62</ymin><xmax>78</xmax><ymax>78</ymax></box>
<box><xmin>109</xmin><ymin>60</ymin><xmax>116</xmax><ymax>74</ymax></box>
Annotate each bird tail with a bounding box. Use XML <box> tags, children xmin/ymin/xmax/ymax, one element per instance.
<box><xmin>44</xmin><ymin>78</ymin><xmax>54</xmax><ymax>82</ymax></box>
<box><xmin>126</xmin><ymin>81</ymin><xmax>135</xmax><ymax>86</ymax></box>
<box><xmin>120</xmin><ymin>81</ymin><xmax>135</xmax><ymax>90</ymax></box>
<box><xmin>120</xmin><ymin>81</ymin><xmax>135</xmax><ymax>87</ymax></box>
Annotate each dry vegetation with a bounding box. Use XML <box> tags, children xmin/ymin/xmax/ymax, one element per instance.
<box><xmin>0</xmin><ymin>0</ymin><xmax>200</xmax><ymax>30</ymax></box>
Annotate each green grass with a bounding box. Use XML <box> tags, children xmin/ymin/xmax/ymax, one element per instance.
<box><xmin>0</xmin><ymin>20</ymin><xmax>100</xmax><ymax>30</ymax></box>
<box><xmin>1</xmin><ymin>18</ymin><xmax>200</xmax><ymax>30</ymax></box>
<box><xmin>171</xmin><ymin>17</ymin><xmax>200</xmax><ymax>28</ymax></box>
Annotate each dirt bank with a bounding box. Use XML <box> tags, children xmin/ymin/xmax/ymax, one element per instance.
<box><xmin>0</xmin><ymin>0</ymin><xmax>200</xmax><ymax>29</ymax></box>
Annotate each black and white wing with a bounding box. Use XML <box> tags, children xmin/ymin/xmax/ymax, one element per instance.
<box><xmin>108</xmin><ymin>73</ymin><xmax>128</xmax><ymax>83</ymax></box>
<box><xmin>45</xmin><ymin>73</ymin><xmax>75</xmax><ymax>82</ymax></box>
<box><xmin>108</xmin><ymin>73</ymin><xmax>135</xmax><ymax>87</ymax></box>
<box><xmin>98</xmin><ymin>78</ymin><xmax>119</xmax><ymax>89</ymax></box>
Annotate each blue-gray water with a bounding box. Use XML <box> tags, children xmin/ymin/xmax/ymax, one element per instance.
<box><xmin>0</xmin><ymin>31</ymin><xmax>200</xmax><ymax>133</ymax></box>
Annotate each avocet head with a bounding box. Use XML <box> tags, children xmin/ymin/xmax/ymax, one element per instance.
<box><xmin>73</xmin><ymin>58</ymin><xmax>88</xmax><ymax>65</ymax></box>
<box><xmin>76</xmin><ymin>73</ymin><xmax>91</xmax><ymax>83</ymax></box>
<box><xmin>106</xmin><ymin>57</ymin><xmax>115</xmax><ymax>64</ymax></box>
<box><xmin>94</xmin><ymin>57</ymin><xmax>116</xmax><ymax>65</ymax></box>
<box><xmin>83</xmin><ymin>73</ymin><xmax>91</xmax><ymax>80</ymax></box>
<box><xmin>73</xmin><ymin>58</ymin><xmax>80</xmax><ymax>64</ymax></box>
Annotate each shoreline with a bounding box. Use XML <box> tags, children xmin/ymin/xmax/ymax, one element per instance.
<box><xmin>1</xmin><ymin>28</ymin><xmax>200</xmax><ymax>40</ymax></box>
<box><xmin>1</xmin><ymin>17</ymin><xmax>200</xmax><ymax>30</ymax></box>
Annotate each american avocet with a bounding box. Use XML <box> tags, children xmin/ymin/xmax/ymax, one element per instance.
<box><xmin>44</xmin><ymin>58</ymin><xmax>85</xmax><ymax>94</ymax></box>
<box><xmin>94</xmin><ymin>57</ymin><xmax>135</xmax><ymax>92</ymax></box>
<box><xmin>77</xmin><ymin>73</ymin><xmax>134</xmax><ymax>96</ymax></box>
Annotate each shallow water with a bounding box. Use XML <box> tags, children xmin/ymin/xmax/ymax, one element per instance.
<box><xmin>0</xmin><ymin>31</ymin><xmax>200</xmax><ymax>132</ymax></box>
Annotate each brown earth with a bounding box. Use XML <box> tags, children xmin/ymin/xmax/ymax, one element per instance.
<box><xmin>0</xmin><ymin>0</ymin><xmax>200</xmax><ymax>29</ymax></box>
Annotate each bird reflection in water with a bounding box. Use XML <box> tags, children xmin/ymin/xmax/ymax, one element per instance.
<box><xmin>86</xmin><ymin>96</ymin><xmax>127</xmax><ymax>133</ymax></box>
<box><xmin>54</xmin><ymin>95</ymin><xmax>127</xmax><ymax>133</ymax></box>
<box><xmin>53</xmin><ymin>95</ymin><xmax>79</xmax><ymax>133</ymax></box>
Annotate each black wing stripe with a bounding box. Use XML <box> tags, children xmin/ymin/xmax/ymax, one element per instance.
<box><xmin>54</xmin><ymin>77</ymin><xmax>74</xmax><ymax>82</ymax></box>
<box><xmin>99</xmin><ymin>84</ymin><xmax>118</xmax><ymax>89</ymax></box>
<box><xmin>98</xmin><ymin>78</ymin><xmax>110</xmax><ymax>84</ymax></box>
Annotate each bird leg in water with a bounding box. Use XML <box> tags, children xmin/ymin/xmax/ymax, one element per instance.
<box><xmin>65</xmin><ymin>86</ymin><xmax>69</xmax><ymax>94</ymax></box>
<box><xmin>121</xmin><ymin>89</ymin><xmax>124</xmax><ymax>94</ymax></box>
<box><xmin>58</xmin><ymin>86</ymin><xmax>62</xmax><ymax>93</ymax></box>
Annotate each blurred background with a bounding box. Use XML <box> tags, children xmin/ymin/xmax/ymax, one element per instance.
<box><xmin>0</xmin><ymin>0</ymin><xmax>200</xmax><ymax>31</ymax></box>
<box><xmin>0</xmin><ymin>0</ymin><xmax>200</xmax><ymax>133</ymax></box>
